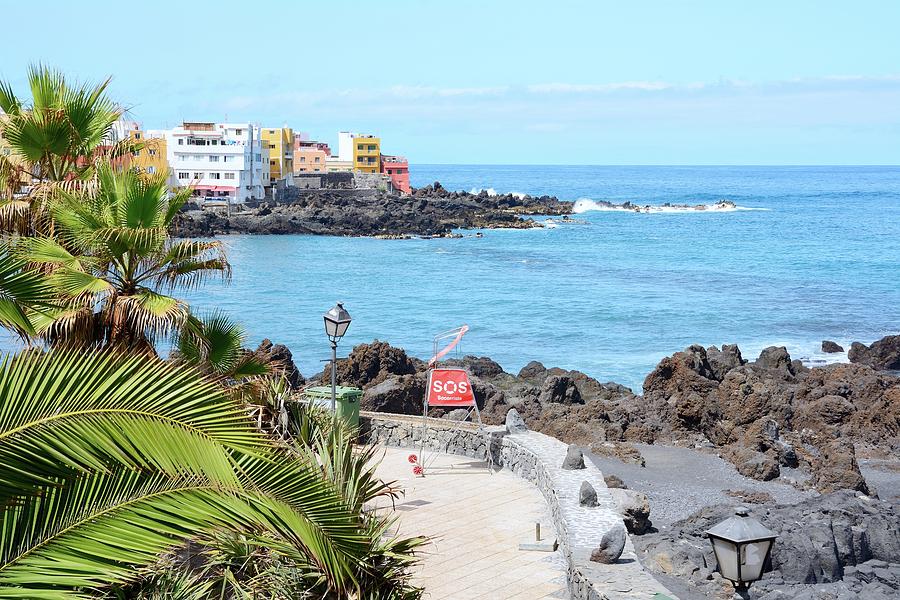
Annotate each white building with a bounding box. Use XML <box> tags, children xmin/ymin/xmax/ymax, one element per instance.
<box><xmin>337</xmin><ymin>131</ymin><xmax>357</xmax><ymax>162</ymax></box>
<box><xmin>153</xmin><ymin>122</ymin><xmax>268</xmax><ymax>205</ymax></box>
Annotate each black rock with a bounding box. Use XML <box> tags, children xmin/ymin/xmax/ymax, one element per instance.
<box><xmin>755</xmin><ymin>346</ymin><xmax>796</xmax><ymax>375</ymax></box>
<box><xmin>822</xmin><ymin>340</ymin><xmax>845</xmax><ymax>353</ymax></box>
<box><xmin>562</xmin><ymin>445</ymin><xmax>586</xmax><ymax>470</ymax></box>
<box><xmin>579</xmin><ymin>481</ymin><xmax>599</xmax><ymax>507</ymax></box>
<box><xmin>590</xmin><ymin>525</ymin><xmax>626</xmax><ymax>564</ymax></box>
<box><xmin>848</xmin><ymin>335</ymin><xmax>900</xmax><ymax>370</ymax></box>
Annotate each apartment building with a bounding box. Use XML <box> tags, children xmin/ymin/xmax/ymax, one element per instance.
<box><xmin>155</xmin><ymin>122</ymin><xmax>268</xmax><ymax>204</ymax></box>
<box><xmin>353</xmin><ymin>135</ymin><xmax>381</xmax><ymax>173</ymax></box>
<box><xmin>259</xmin><ymin>127</ymin><xmax>294</xmax><ymax>187</ymax></box>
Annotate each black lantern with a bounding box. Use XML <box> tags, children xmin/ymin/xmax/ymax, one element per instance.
<box><xmin>323</xmin><ymin>302</ymin><xmax>352</xmax><ymax>343</ymax></box>
<box><xmin>323</xmin><ymin>302</ymin><xmax>352</xmax><ymax>412</ymax></box>
<box><xmin>706</xmin><ymin>507</ymin><xmax>777</xmax><ymax>593</ymax></box>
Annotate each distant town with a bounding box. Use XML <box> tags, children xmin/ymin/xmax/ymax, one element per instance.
<box><xmin>113</xmin><ymin>121</ymin><xmax>411</xmax><ymax>205</ymax></box>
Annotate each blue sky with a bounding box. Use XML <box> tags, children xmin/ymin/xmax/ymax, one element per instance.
<box><xmin>2</xmin><ymin>0</ymin><xmax>899</xmax><ymax>164</ymax></box>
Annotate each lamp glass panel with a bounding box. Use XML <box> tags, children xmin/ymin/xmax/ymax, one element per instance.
<box><xmin>712</xmin><ymin>538</ymin><xmax>740</xmax><ymax>581</ymax></box>
<box><xmin>740</xmin><ymin>539</ymin><xmax>772</xmax><ymax>582</ymax></box>
<box><xmin>324</xmin><ymin>316</ymin><xmax>339</xmax><ymax>337</ymax></box>
<box><xmin>335</xmin><ymin>319</ymin><xmax>351</xmax><ymax>338</ymax></box>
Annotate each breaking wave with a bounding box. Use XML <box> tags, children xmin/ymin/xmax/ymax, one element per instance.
<box><xmin>469</xmin><ymin>187</ymin><xmax>528</xmax><ymax>200</ymax></box>
<box><xmin>572</xmin><ymin>198</ymin><xmax>770</xmax><ymax>214</ymax></box>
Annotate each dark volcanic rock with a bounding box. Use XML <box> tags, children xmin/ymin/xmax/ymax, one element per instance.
<box><xmin>705</xmin><ymin>344</ymin><xmax>746</xmax><ymax>381</ymax></box>
<box><xmin>637</xmin><ymin>491</ymin><xmax>900</xmax><ymax>599</ymax></box>
<box><xmin>538</xmin><ymin>375</ymin><xmax>583</xmax><ymax>404</ymax></box>
<box><xmin>334</xmin><ymin>341</ymin><xmax>418</xmax><ymax>388</ymax></box>
<box><xmin>171</xmin><ymin>184</ymin><xmax>573</xmax><ymax>238</ymax></box>
<box><xmin>610</xmin><ymin>488</ymin><xmax>652</xmax><ymax>534</ymax></box>
<box><xmin>562</xmin><ymin>445</ymin><xmax>586</xmax><ymax>470</ymax></box>
<box><xmin>849</xmin><ymin>335</ymin><xmax>900</xmax><ymax>371</ymax></box>
<box><xmin>755</xmin><ymin>346</ymin><xmax>796</xmax><ymax>375</ymax></box>
<box><xmin>253</xmin><ymin>339</ymin><xmax>304</xmax><ymax>388</ymax></box>
<box><xmin>361</xmin><ymin>374</ymin><xmax>425</xmax><ymax>414</ymax></box>
<box><xmin>579</xmin><ymin>481</ymin><xmax>599</xmax><ymax>507</ymax></box>
<box><xmin>822</xmin><ymin>340</ymin><xmax>845</xmax><ymax>353</ymax></box>
<box><xmin>590</xmin><ymin>525</ymin><xmax>626</xmax><ymax>563</ymax></box>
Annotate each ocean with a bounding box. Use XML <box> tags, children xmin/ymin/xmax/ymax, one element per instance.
<box><xmin>8</xmin><ymin>166</ymin><xmax>900</xmax><ymax>391</ymax></box>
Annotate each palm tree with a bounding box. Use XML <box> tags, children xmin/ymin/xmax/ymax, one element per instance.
<box><xmin>176</xmin><ymin>311</ymin><xmax>271</xmax><ymax>384</ymax></box>
<box><xmin>0</xmin><ymin>251</ymin><xmax>54</xmax><ymax>337</ymax></box>
<box><xmin>16</xmin><ymin>163</ymin><xmax>230</xmax><ymax>349</ymax></box>
<box><xmin>0</xmin><ymin>349</ymin><xmax>423</xmax><ymax>599</ymax></box>
<box><xmin>0</xmin><ymin>65</ymin><xmax>129</xmax><ymax>235</ymax></box>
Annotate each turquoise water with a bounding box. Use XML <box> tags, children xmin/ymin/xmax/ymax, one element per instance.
<box><xmin>6</xmin><ymin>166</ymin><xmax>900</xmax><ymax>390</ymax></box>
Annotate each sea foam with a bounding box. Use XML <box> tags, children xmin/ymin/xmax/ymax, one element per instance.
<box><xmin>572</xmin><ymin>198</ymin><xmax>770</xmax><ymax>214</ymax></box>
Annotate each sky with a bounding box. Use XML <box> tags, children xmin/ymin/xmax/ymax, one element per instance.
<box><xmin>1</xmin><ymin>0</ymin><xmax>899</xmax><ymax>164</ymax></box>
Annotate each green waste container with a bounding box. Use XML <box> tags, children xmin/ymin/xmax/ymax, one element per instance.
<box><xmin>304</xmin><ymin>386</ymin><xmax>363</xmax><ymax>429</ymax></box>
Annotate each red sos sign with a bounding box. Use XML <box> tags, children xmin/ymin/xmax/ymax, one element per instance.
<box><xmin>426</xmin><ymin>368</ymin><xmax>475</xmax><ymax>407</ymax></box>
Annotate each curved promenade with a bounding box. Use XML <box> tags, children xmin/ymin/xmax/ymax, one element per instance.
<box><xmin>362</xmin><ymin>412</ymin><xmax>678</xmax><ymax>600</ymax></box>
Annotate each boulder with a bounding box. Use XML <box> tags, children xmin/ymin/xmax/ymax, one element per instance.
<box><xmin>539</xmin><ymin>375</ymin><xmax>583</xmax><ymax>404</ymax></box>
<box><xmin>517</xmin><ymin>360</ymin><xmax>548</xmax><ymax>382</ymax></box>
<box><xmin>360</xmin><ymin>375</ymin><xmax>425</xmax><ymax>414</ymax></box>
<box><xmin>849</xmin><ymin>335</ymin><xmax>900</xmax><ymax>371</ymax></box>
<box><xmin>579</xmin><ymin>481</ymin><xmax>599</xmax><ymax>507</ymax></box>
<box><xmin>604</xmin><ymin>474</ymin><xmax>627</xmax><ymax>489</ymax></box>
<box><xmin>755</xmin><ymin>346</ymin><xmax>796</xmax><ymax>375</ymax></box>
<box><xmin>334</xmin><ymin>341</ymin><xmax>419</xmax><ymax>389</ymax></box>
<box><xmin>505</xmin><ymin>408</ymin><xmax>528</xmax><ymax>433</ymax></box>
<box><xmin>443</xmin><ymin>408</ymin><xmax>469</xmax><ymax>421</ymax></box>
<box><xmin>562</xmin><ymin>445</ymin><xmax>586</xmax><ymax>470</ymax></box>
<box><xmin>590</xmin><ymin>525</ymin><xmax>626</xmax><ymax>563</ymax></box>
<box><xmin>810</xmin><ymin>439</ymin><xmax>870</xmax><ymax>494</ymax></box>
<box><xmin>706</xmin><ymin>344</ymin><xmax>746</xmax><ymax>381</ymax></box>
<box><xmin>253</xmin><ymin>339</ymin><xmax>305</xmax><ymax>388</ymax></box>
<box><xmin>822</xmin><ymin>340</ymin><xmax>845</xmax><ymax>353</ymax></box>
<box><xmin>609</xmin><ymin>488</ymin><xmax>652</xmax><ymax>534</ymax></box>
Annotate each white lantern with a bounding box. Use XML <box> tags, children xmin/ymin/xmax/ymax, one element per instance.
<box><xmin>323</xmin><ymin>302</ymin><xmax>352</xmax><ymax>342</ymax></box>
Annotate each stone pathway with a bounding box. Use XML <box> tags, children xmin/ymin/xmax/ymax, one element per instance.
<box><xmin>371</xmin><ymin>446</ymin><xmax>569</xmax><ymax>600</ymax></box>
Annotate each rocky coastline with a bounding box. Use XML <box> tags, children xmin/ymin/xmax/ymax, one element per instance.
<box><xmin>255</xmin><ymin>332</ymin><xmax>899</xmax><ymax>599</ymax></box>
<box><xmin>172</xmin><ymin>181</ymin><xmax>573</xmax><ymax>238</ymax></box>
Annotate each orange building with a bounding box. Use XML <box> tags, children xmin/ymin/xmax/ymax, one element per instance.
<box><xmin>295</xmin><ymin>147</ymin><xmax>328</xmax><ymax>173</ymax></box>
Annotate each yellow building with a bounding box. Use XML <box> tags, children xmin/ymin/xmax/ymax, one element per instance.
<box><xmin>353</xmin><ymin>135</ymin><xmax>381</xmax><ymax>173</ymax></box>
<box><xmin>260</xmin><ymin>127</ymin><xmax>294</xmax><ymax>185</ymax></box>
<box><xmin>127</xmin><ymin>130</ymin><xmax>168</xmax><ymax>177</ymax></box>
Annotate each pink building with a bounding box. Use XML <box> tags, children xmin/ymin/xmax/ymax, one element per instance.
<box><xmin>381</xmin><ymin>155</ymin><xmax>410</xmax><ymax>194</ymax></box>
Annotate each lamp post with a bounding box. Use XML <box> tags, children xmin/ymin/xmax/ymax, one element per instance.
<box><xmin>706</xmin><ymin>507</ymin><xmax>778</xmax><ymax>599</ymax></box>
<box><xmin>323</xmin><ymin>302</ymin><xmax>352</xmax><ymax>412</ymax></box>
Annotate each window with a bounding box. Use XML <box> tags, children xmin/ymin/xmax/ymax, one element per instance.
<box><xmin>178</xmin><ymin>172</ymin><xmax>189</xmax><ymax>179</ymax></box>
<box><xmin>235</xmin><ymin>129</ymin><xmax>243</xmax><ymax>135</ymax></box>
<box><xmin>210</xmin><ymin>172</ymin><xmax>221</xmax><ymax>180</ymax></box>
<box><xmin>135</xmin><ymin>133</ymin><xmax>142</xmax><ymax>140</ymax></box>
<box><xmin>357</xmin><ymin>144</ymin><xmax>363</xmax><ymax>150</ymax></box>
<box><xmin>209</xmin><ymin>155</ymin><xmax>219</xmax><ymax>162</ymax></box>
<box><xmin>314</xmin><ymin>168</ymin><xmax>320</xmax><ymax>172</ymax></box>
<box><xmin>314</xmin><ymin>157</ymin><xmax>320</xmax><ymax>163</ymax></box>
<box><xmin>224</xmin><ymin>172</ymin><xmax>235</xmax><ymax>180</ymax></box>
<box><xmin>133</xmin><ymin>150</ymin><xmax>141</xmax><ymax>157</ymax></box>
<box><xmin>270</xmin><ymin>160</ymin><xmax>276</xmax><ymax>165</ymax></box>
<box><xmin>300</xmin><ymin>157</ymin><xmax>306</xmax><ymax>163</ymax></box>
<box><xmin>223</xmin><ymin>156</ymin><xmax>232</xmax><ymax>162</ymax></box>
<box><xmin>178</xmin><ymin>139</ymin><xmax>184</xmax><ymax>145</ymax></box>
<box><xmin>193</xmin><ymin>172</ymin><xmax>203</xmax><ymax>179</ymax></box>
<box><xmin>255</xmin><ymin>154</ymin><xmax>261</xmax><ymax>161</ymax></box>
<box><xmin>212</xmin><ymin>140</ymin><xmax>218</xmax><ymax>145</ymax></box>
<box><xmin>368</xmin><ymin>145</ymin><xmax>376</xmax><ymax>151</ymax></box>
<box><xmin>387</xmin><ymin>169</ymin><xmax>392</xmax><ymax>174</ymax></box>
<box><xmin>269</xmin><ymin>144</ymin><xmax>275</xmax><ymax>149</ymax></box>
<box><xmin>147</xmin><ymin>166</ymin><xmax>156</xmax><ymax>174</ymax></box>
<box><xmin>149</xmin><ymin>149</ymin><xmax>157</xmax><ymax>156</ymax></box>
<box><xmin>268</xmin><ymin>129</ymin><xmax>275</xmax><ymax>134</ymax></box>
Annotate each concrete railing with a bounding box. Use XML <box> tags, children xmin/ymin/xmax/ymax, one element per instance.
<box><xmin>360</xmin><ymin>412</ymin><xmax>677</xmax><ymax>600</ymax></box>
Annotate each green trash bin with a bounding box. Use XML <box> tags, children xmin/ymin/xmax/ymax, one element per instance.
<box><xmin>304</xmin><ymin>386</ymin><xmax>363</xmax><ymax>429</ymax></box>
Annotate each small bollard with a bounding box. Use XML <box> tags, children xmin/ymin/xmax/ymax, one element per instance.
<box><xmin>519</xmin><ymin>521</ymin><xmax>557</xmax><ymax>552</ymax></box>
<box><xmin>535</xmin><ymin>522</ymin><xmax>541</xmax><ymax>542</ymax></box>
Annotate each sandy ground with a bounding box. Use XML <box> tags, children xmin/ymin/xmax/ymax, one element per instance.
<box><xmin>588</xmin><ymin>443</ymin><xmax>817</xmax><ymax>529</ymax></box>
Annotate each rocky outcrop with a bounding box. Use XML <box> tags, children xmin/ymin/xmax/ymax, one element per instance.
<box><xmin>252</xmin><ymin>339</ymin><xmax>304</xmax><ymax>388</ymax></box>
<box><xmin>636</xmin><ymin>491</ymin><xmax>900</xmax><ymax>599</ymax></box>
<box><xmin>323</xmin><ymin>339</ymin><xmax>899</xmax><ymax>496</ymax></box>
<box><xmin>172</xmin><ymin>184</ymin><xmax>573</xmax><ymax>238</ymax></box>
<box><xmin>849</xmin><ymin>335</ymin><xmax>900</xmax><ymax>371</ymax></box>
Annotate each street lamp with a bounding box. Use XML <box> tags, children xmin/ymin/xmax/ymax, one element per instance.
<box><xmin>706</xmin><ymin>507</ymin><xmax>778</xmax><ymax>598</ymax></box>
<box><xmin>323</xmin><ymin>302</ymin><xmax>352</xmax><ymax>412</ymax></box>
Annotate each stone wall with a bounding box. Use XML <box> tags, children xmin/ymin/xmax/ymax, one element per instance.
<box><xmin>360</xmin><ymin>412</ymin><xmax>676</xmax><ymax>600</ymax></box>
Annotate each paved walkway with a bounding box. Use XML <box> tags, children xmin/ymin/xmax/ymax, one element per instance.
<box><xmin>371</xmin><ymin>446</ymin><xmax>569</xmax><ymax>600</ymax></box>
